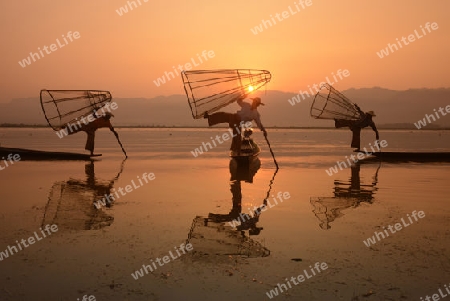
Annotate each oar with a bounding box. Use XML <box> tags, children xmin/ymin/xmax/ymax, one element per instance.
<box><xmin>110</xmin><ymin>127</ymin><xmax>127</xmax><ymax>158</ymax></box>
<box><xmin>263</xmin><ymin>131</ymin><xmax>279</xmax><ymax>169</ymax></box>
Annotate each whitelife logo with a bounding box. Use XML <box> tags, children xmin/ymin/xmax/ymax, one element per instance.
<box><xmin>228</xmin><ymin>191</ymin><xmax>290</xmax><ymax>228</ymax></box>
<box><xmin>18</xmin><ymin>31</ymin><xmax>81</xmax><ymax>68</ymax></box>
<box><xmin>363</xmin><ymin>210</ymin><xmax>425</xmax><ymax>247</ymax></box>
<box><xmin>94</xmin><ymin>172</ymin><xmax>155</xmax><ymax>209</ymax></box>
<box><xmin>0</xmin><ymin>153</ymin><xmax>21</xmax><ymax>171</ymax></box>
<box><xmin>115</xmin><ymin>0</ymin><xmax>149</xmax><ymax>16</ymax></box>
<box><xmin>0</xmin><ymin>224</ymin><xmax>58</xmax><ymax>261</ymax></box>
<box><xmin>376</xmin><ymin>22</ymin><xmax>439</xmax><ymax>59</ymax></box>
<box><xmin>190</xmin><ymin>121</ymin><xmax>252</xmax><ymax>157</ymax></box>
<box><xmin>287</xmin><ymin>69</ymin><xmax>350</xmax><ymax>106</ymax></box>
<box><xmin>325</xmin><ymin>140</ymin><xmax>388</xmax><ymax>176</ymax></box>
<box><xmin>265</xmin><ymin>262</ymin><xmax>328</xmax><ymax>299</ymax></box>
<box><xmin>131</xmin><ymin>243</ymin><xmax>194</xmax><ymax>280</ymax></box>
<box><xmin>55</xmin><ymin>102</ymin><xmax>119</xmax><ymax>139</ymax></box>
<box><xmin>250</xmin><ymin>0</ymin><xmax>313</xmax><ymax>35</ymax></box>
<box><xmin>414</xmin><ymin>105</ymin><xmax>450</xmax><ymax>129</ymax></box>
<box><xmin>153</xmin><ymin>50</ymin><xmax>215</xmax><ymax>87</ymax></box>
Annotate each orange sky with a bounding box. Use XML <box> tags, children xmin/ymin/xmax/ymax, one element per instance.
<box><xmin>0</xmin><ymin>0</ymin><xmax>449</xmax><ymax>102</ymax></box>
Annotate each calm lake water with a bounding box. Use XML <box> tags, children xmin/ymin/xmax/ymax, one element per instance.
<box><xmin>0</xmin><ymin>128</ymin><xmax>449</xmax><ymax>300</ymax></box>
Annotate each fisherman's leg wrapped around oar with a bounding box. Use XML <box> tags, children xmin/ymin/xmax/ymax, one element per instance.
<box><xmin>85</xmin><ymin>131</ymin><xmax>95</xmax><ymax>155</ymax></box>
<box><xmin>351</xmin><ymin>127</ymin><xmax>361</xmax><ymax>149</ymax></box>
<box><xmin>207</xmin><ymin>112</ymin><xmax>242</xmax><ymax>152</ymax></box>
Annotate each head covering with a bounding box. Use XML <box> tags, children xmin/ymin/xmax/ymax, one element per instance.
<box><xmin>251</xmin><ymin>97</ymin><xmax>265</xmax><ymax>106</ymax></box>
<box><xmin>366</xmin><ymin>111</ymin><xmax>376</xmax><ymax>117</ymax></box>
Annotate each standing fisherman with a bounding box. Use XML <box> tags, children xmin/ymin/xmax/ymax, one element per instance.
<box><xmin>204</xmin><ymin>97</ymin><xmax>267</xmax><ymax>155</ymax></box>
<box><xmin>334</xmin><ymin>104</ymin><xmax>379</xmax><ymax>151</ymax></box>
<box><xmin>66</xmin><ymin>112</ymin><xmax>122</xmax><ymax>156</ymax></box>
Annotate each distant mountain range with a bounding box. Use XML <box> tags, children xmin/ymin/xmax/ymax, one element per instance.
<box><xmin>1</xmin><ymin>88</ymin><xmax>449</xmax><ymax>129</ymax></box>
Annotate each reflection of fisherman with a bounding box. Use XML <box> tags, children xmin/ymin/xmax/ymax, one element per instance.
<box><xmin>311</xmin><ymin>161</ymin><xmax>379</xmax><ymax>230</ymax></box>
<box><xmin>333</xmin><ymin>161</ymin><xmax>378</xmax><ymax>201</ymax></box>
<box><xmin>67</xmin><ymin>112</ymin><xmax>115</xmax><ymax>155</ymax></box>
<box><xmin>42</xmin><ymin>160</ymin><xmax>125</xmax><ymax>230</ymax></box>
<box><xmin>334</xmin><ymin>104</ymin><xmax>379</xmax><ymax>151</ymax></box>
<box><xmin>84</xmin><ymin>161</ymin><xmax>116</xmax><ymax>207</ymax></box>
<box><xmin>209</xmin><ymin>157</ymin><xmax>263</xmax><ymax>235</ymax></box>
<box><xmin>204</xmin><ymin>97</ymin><xmax>267</xmax><ymax>154</ymax></box>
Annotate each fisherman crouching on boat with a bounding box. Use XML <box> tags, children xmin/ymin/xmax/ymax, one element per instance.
<box><xmin>66</xmin><ymin>112</ymin><xmax>115</xmax><ymax>156</ymax></box>
<box><xmin>334</xmin><ymin>104</ymin><xmax>379</xmax><ymax>151</ymax></box>
<box><xmin>204</xmin><ymin>96</ymin><xmax>267</xmax><ymax>155</ymax></box>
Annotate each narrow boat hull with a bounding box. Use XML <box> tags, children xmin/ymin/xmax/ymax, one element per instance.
<box><xmin>0</xmin><ymin>147</ymin><xmax>101</xmax><ymax>161</ymax></box>
<box><xmin>364</xmin><ymin>151</ymin><xmax>450</xmax><ymax>162</ymax></box>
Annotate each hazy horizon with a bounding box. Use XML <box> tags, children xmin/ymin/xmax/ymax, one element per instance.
<box><xmin>2</xmin><ymin>85</ymin><xmax>450</xmax><ymax>104</ymax></box>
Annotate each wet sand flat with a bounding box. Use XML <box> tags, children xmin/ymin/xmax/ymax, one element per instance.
<box><xmin>0</xmin><ymin>128</ymin><xmax>449</xmax><ymax>300</ymax></box>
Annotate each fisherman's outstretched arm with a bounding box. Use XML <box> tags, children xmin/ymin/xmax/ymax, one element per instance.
<box><xmin>255</xmin><ymin>114</ymin><xmax>267</xmax><ymax>135</ymax></box>
<box><xmin>370</xmin><ymin>122</ymin><xmax>379</xmax><ymax>140</ymax></box>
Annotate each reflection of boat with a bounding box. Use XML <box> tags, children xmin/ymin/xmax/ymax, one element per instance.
<box><xmin>229</xmin><ymin>128</ymin><xmax>261</xmax><ymax>158</ymax></box>
<box><xmin>311</xmin><ymin>161</ymin><xmax>379</xmax><ymax>230</ymax></box>
<box><xmin>185</xmin><ymin>157</ymin><xmax>276</xmax><ymax>258</ymax></box>
<box><xmin>366</xmin><ymin>151</ymin><xmax>450</xmax><ymax>162</ymax></box>
<box><xmin>41</xmin><ymin>160</ymin><xmax>125</xmax><ymax>230</ymax></box>
<box><xmin>229</xmin><ymin>153</ymin><xmax>261</xmax><ymax>183</ymax></box>
<box><xmin>0</xmin><ymin>147</ymin><xmax>100</xmax><ymax>161</ymax></box>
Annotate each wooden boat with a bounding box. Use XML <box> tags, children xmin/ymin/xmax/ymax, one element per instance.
<box><xmin>0</xmin><ymin>147</ymin><xmax>101</xmax><ymax>161</ymax></box>
<box><xmin>364</xmin><ymin>151</ymin><xmax>450</xmax><ymax>162</ymax></box>
<box><xmin>229</xmin><ymin>128</ymin><xmax>261</xmax><ymax>158</ymax></box>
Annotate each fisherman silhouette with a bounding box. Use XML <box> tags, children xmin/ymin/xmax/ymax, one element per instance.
<box><xmin>66</xmin><ymin>112</ymin><xmax>115</xmax><ymax>156</ymax></box>
<box><xmin>204</xmin><ymin>96</ymin><xmax>267</xmax><ymax>155</ymax></box>
<box><xmin>334</xmin><ymin>104</ymin><xmax>379</xmax><ymax>151</ymax></box>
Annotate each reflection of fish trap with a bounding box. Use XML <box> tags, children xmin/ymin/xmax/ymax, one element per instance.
<box><xmin>186</xmin><ymin>216</ymin><xmax>270</xmax><ymax>258</ymax></box>
<box><xmin>310</xmin><ymin>196</ymin><xmax>360</xmax><ymax>230</ymax></box>
<box><xmin>42</xmin><ymin>181</ymin><xmax>114</xmax><ymax>231</ymax></box>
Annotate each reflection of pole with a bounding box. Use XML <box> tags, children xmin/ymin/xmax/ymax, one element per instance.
<box><xmin>110</xmin><ymin>127</ymin><xmax>127</xmax><ymax>158</ymax></box>
<box><xmin>372</xmin><ymin>160</ymin><xmax>381</xmax><ymax>186</ymax></box>
<box><xmin>110</xmin><ymin>158</ymin><xmax>127</xmax><ymax>185</ymax></box>
<box><xmin>262</xmin><ymin>167</ymin><xmax>279</xmax><ymax>207</ymax></box>
<box><xmin>264</xmin><ymin>133</ymin><xmax>279</xmax><ymax>169</ymax></box>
